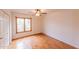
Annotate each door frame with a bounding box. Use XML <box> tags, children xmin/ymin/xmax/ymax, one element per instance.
<box><xmin>0</xmin><ymin>10</ymin><xmax>11</xmax><ymax>48</ymax></box>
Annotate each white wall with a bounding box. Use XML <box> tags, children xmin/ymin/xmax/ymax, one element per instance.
<box><xmin>12</xmin><ymin>13</ymin><xmax>43</xmax><ymax>39</ymax></box>
<box><xmin>43</xmin><ymin>10</ymin><xmax>79</xmax><ymax>48</ymax></box>
<box><xmin>0</xmin><ymin>11</ymin><xmax>2</xmax><ymax>38</ymax></box>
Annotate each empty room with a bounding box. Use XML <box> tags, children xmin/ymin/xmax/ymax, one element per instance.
<box><xmin>0</xmin><ymin>9</ymin><xmax>79</xmax><ymax>49</ymax></box>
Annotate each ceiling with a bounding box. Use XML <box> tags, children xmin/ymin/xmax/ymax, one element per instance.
<box><xmin>7</xmin><ymin>9</ymin><xmax>55</xmax><ymax>15</ymax></box>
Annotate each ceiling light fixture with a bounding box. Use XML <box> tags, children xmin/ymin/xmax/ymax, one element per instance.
<box><xmin>35</xmin><ymin>9</ymin><xmax>41</xmax><ymax>16</ymax></box>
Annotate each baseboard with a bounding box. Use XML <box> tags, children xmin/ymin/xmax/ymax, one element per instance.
<box><xmin>12</xmin><ymin>32</ymin><xmax>77</xmax><ymax>48</ymax></box>
<box><xmin>42</xmin><ymin>33</ymin><xmax>77</xmax><ymax>49</ymax></box>
<box><xmin>12</xmin><ymin>33</ymin><xmax>42</xmax><ymax>41</ymax></box>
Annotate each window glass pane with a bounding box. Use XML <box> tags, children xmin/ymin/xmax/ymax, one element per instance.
<box><xmin>25</xmin><ymin>19</ymin><xmax>31</xmax><ymax>31</ymax></box>
<box><xmin>17</xmin><ymin>18</ymin><xmax>24</xmax><ymax>32</ymax></box>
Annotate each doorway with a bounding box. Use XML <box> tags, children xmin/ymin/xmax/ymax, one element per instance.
<box><xmin>0</xmin><ymin>10</ymin><xmax>10</xmax><ymax>48</ymax></box>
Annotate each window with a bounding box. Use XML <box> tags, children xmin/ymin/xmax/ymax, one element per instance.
<box><xmin>16</xmin><ymin>17</ymin><xmax>32</xmax><ymax>33</ymax></box>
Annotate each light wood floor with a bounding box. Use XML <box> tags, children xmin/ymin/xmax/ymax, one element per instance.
<box><xmin>8</xmin><ymin>33</ymin><xmax>76</xmax><ymax>49</ymax></box>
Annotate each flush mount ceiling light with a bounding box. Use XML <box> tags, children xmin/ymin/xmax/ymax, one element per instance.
<box><xmin>35</xmin><ymin>9</ymin><xmax>47</xmax><ymax>16</ymax></box>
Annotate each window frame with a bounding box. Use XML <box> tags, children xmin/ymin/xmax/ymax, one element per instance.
<box><xmin>16</xmin><ymin>16</ymin><xmax>32</xmax><ymax>33</ymax></box>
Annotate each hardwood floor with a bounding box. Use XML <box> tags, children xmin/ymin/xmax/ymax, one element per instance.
<box><xmin>8</xmin><ymin>33</ymin><xmax>76</xmax><ymax>49</ymax></box>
